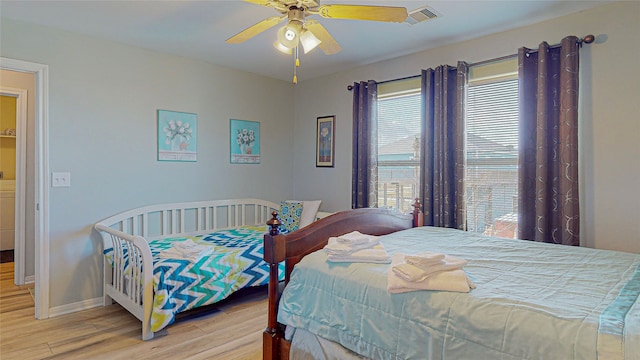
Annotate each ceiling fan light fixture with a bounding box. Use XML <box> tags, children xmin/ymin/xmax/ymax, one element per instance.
<box><xmin>276</xmin><ymin>21</ymin><xmax>302</xmax><ymax>49</ymax></box>
<box><xmin>228</xmin><ymin>2</ymin><xmax>409</xmax><ymax>83</ymax></box>
<box><xmin>273</xmin><ymin>40</ymin><xmax>293</xmax><ymax>54</ymax></box>
<box><xmin>300</xmin><ymin>28</ymin><xmax>322</xmax><ymax>54</ymax></box>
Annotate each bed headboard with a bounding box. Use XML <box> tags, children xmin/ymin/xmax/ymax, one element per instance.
<box><xmin>262</xmin><ymin>207</ymin><xmax>416</xmax><ymax>359</ymax></box>
<box><xmin>264</xmin><ymin>207</ymin><xmax>414</xmax><ymax>275</ymax></box>
<box><xmin>95</xmin><ymin>198</ymin><xmax>279</xmax><ymax>247</ymax></box>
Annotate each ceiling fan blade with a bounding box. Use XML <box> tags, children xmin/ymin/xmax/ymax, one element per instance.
<box><xmin>244</xmin><ymin>0</ymin><xmax>289</xmax><ymax>12</ymax></box>
<box><xmin>317</xmin><ymin>5</ymin><xmax>408</xmax><ymax>23</ymax></box>
<box><xmin>226</xmin><ymin>16</ymin><xmax>286</xmax><ymax>44</ymax></box>
<box><xmin>299</xmin><ymin>0</ymin><xmax>319</xmax><ymax>7</ymax></box>
<box><xmin>305</xmin><ymin>20</ymin><xmax>342</xmax><ymax>55</ymax></box>
<box><xmin>243</xmin><ymin>0</ymin><xmax>275</xmax><ymax>6</ymax></box>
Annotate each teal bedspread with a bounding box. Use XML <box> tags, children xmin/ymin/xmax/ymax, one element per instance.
<box><xmin>277</xmin><ymin>227</ymin><xmax>640</xmax><ymax>359</ymax></box>
<box><xmin>104</xmin><ymin>226</ymin><xmax>283</xmax><ymax>332</ymax></box>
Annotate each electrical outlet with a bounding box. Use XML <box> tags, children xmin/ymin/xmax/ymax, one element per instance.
<box><xmin>52</xmin><ymin>172</ymin><xmax>71</xmax><ymax>187</ymax></box>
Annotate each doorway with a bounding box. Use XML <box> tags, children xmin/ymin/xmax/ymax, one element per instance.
<box><xmin>0</xmin><ymin>57</ymin><xmax>49</xmax><ymax>319</ymax></box>
<box><xmin>0</xmin><ymin>87</ymin><xmax>27</xmax><ymax>286</ymax></box>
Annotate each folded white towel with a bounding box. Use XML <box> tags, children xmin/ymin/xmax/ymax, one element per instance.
<box><xmin>392</xmin><ymin>254</ymin><xmax>467</xmax><ymax>282</ymax></box>
<box><xmin>387</xmin><ymin>254</ymin><xmax>475</xmax><ymax>293</ymax></box>
<box><xmin>327</xmin><ymin>244</ymin><xmax>391</xmax><ymax>264</ymax></box>
<box><xmin>336</xmin><ymin>231</ymin><xmax>372</xmax><ymax>245</ymax></box>
<box><xmin>388</xmin><ymin>268</ymin><xmax>475</xmax><ymax>294</ymax></box>
<box><xmin>324</xmin><ymin>235</ymin><xmax>380</xmax><ymax>256</ymax></box>
<box><xmin>172</xmin><ymin>239</ymin><xmax>199</xmax><ymax>250</ymax></box>
<box><xmin>158</xmin><ymin>239</ymin><xmax>213</xmax><ymax>262</ymax></box>
<box><xmin>404</xmin><ymin>252</ymin><xmax>445</xmax><ymax>268</ymax></box>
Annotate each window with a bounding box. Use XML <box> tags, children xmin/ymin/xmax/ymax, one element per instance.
<box><xmin>375</xmin><ymin>58</ymin><xmax>519</xmax><ymax>234</ymax></box>
<box><xmin>377</xmin><ymin>77</ymin><xmax>421</xmax><ymax>213</ymax></box>
<box><xmin>466</xmin><ymin>57</ymin><xmax>518</xmax><ymax>238</ymax></box>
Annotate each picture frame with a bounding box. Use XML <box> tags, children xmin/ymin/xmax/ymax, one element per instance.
<box><xmin>230</xmin><ymin>119</ymin><xmax>260</xmax><ymax>164</ymax></box>
<box><xmin>157</xmin><ymin>109</ymin><xmax>197</xmax><ymax>162</ymax></box>
<box><xmin>316</xmin><ymin>115</ymin><xmax>335</xmax><ymax>167</ymax></box>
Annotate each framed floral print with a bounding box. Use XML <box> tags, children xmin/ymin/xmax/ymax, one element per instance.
<box><xmin>230</xmin><ymin>119</ymin><xmax>260</xmax><ymax>164</ymax></box>
<box><xmin>316</xmin><ymin>115</ymin><xmax>335</xmax><ymax>167</ymax></box>
<box><xmin>158</xmin><ymin>109</ymin><xmax>197</xmax><ymax>162</ymax></box>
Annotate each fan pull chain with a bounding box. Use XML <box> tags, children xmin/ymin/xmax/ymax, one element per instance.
<box><xmin>293</xmin><ymin>46</ymin><xmax>300</xmax><ymax>84</ymax></box>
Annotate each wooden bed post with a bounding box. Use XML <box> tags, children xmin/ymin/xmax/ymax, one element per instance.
<box><xmin>261</xmin><ymin>208</ymin><xmax>414</xmax><ymax>359</ymax></box>
<box><xmin>264</xmin><ymin>211</ymin><xmax>285</xmax><ymax>360</ymax></box>
<box><xmin>412</xmin><ymin>198</ymin><xmax>424</xmax><ymax>227</ymax></box>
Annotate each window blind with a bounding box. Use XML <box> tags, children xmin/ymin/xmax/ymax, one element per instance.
<box><xmin>466</xmin><ymin>69</ymin><xmax>519</xmax><ymax>237</ymax></box>
<box><xmin>373</xmin><ymin>60</ymin><xmax>520</xmax><ymax>223</ymax></box>
<box><xmin>377</xmin><ymin>85</ymin><xmax>422</xmax><ymax>212</ymax></box>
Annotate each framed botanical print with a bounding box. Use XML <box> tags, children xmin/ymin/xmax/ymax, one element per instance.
<box><xmin>316</xmin><ymin>115</ymin><xmax>335</xmax><ymax>167</ymax></box>
<box><xmin>158</xmin><ymin>109</ymin><xmax>197</xmax><ymax>162</ymax></box>
<box><xmin>230</xmin><ymin>119</ymin><xmax>260</xmax><ymax>164</ymax></box>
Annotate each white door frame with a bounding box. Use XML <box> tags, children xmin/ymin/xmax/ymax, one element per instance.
<box><xmin>0</xmin><ymin>86</ymin><xmax>27</xmax><ymax>285</ymax></box>
<box><xmin>0</xmin><ymin>57</ymin><xmax>50</xmax><ymax>319</ymax></box>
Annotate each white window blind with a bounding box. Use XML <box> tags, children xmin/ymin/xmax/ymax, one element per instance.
<box><xmin>466</xmin><ymin>58</ymin><xmax>519</xmax><ymax>238</ymax></box>
<box><xmin>373</xmin><ymin>61</ymin><xmax>519</xmax><ymax>225</ymax></box>
<box><xmin>377</xmin><ymin>79</ymin><xmax>421</xmax><ymax>213</ymax></box>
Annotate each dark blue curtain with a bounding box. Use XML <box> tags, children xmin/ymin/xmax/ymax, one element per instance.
<box><xmin>351</xmin><ymin>80</ymin><xmax>378</xmax><ymax>209</ymax></box>
<box><xmin>419</xmin><ymin>63</ymin><xmax>468</xmax><ymax>229</ymax></box>
<box><xmin>518</xmin><ymin>36</ymin><xmax>580</xmax><ymax>246</ymax></box>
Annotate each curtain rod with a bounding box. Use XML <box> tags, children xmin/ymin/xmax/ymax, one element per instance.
<box><xmin>471</xmin><ymin>34</ymin><xmax>595</xmax><ymax>67</ymax></box>
<box><xmin>377</xmin><ymin>74</ymin><xmax>422</xmax><ymax>85</ymax></box>
<box><xmin>347</xmin><ymin>34</ymin><xmax>595</xmax><ymax>91</ymax></box>
<box><xmin>346</xmin><ymin>74</ymin><xmax>420</xmax><ymax>91</ymax></box>
<box><xmin>468</xmin><ymin>53</ymin><xmax>516</xmax><ymax>67</ymax></box>
<box><xmin>520</xmin><ymin>34</ymin><xmax>595</xmax><ymax>54</ymax></box>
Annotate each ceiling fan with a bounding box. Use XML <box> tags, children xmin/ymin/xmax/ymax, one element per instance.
<box><xmin>226</xmin><ymin>1</ymin><xmax>408</xmax><ymax>82</ymax></box>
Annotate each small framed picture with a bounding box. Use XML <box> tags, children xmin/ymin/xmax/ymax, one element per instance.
<box><xmin>158</xmin><ymin>109</ymin><xmax>197</xmax><ymax>162</ymax></box>
<box><xmin>230</xmin><ymin>119</ymin><xmax>260</xmax><ymax>164</ymax></box>
<box><xmin>316</xmin><ymin>115</ymin><xmax>335</xmax><ymax>167</ymax></box>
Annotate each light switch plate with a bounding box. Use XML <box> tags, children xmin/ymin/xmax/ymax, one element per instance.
<box><xmin>52</xmin><ymin>172</ymin><xmax>71</xmax><ymax>187</ymax></box>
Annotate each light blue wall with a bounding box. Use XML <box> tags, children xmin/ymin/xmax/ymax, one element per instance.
<box><xmin>292</xmin><ymin>1</ymin><xmax>640</xmax><ymax>254</ymax></box>
<box><xmin>1</xmin><ymin>1</ymin><xmax>639</xmax><ymax>314</ymax></box>
<box><xmin>1</xmin><ymin>18</ymin><xmax>295</xmax><ymax>307</ymax></box>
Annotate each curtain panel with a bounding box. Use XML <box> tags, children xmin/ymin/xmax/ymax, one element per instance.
<box><xmin>351</xmin><ymin>80</ymin><xmax>378</xmax><ymax>209</ymax></box>
<box><xmin>517</xmin><ymin>36</ymin><xmax>580</xmax><ymax>246</ymax></box>
<box><xmin>420</xmin><ymin>62</ymin><xmax>468</xmax><ymax>229</ymax></box>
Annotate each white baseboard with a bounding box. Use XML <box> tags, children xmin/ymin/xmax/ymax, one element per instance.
<box><xmin>48</xmin><ymin>297</ymin><xmax>103</xmax><ymax>318</ymax></box>
<box><xmin>25</xmin><ymin>275</ymin><xmax>35</xmax><ymax>283</ymax></box>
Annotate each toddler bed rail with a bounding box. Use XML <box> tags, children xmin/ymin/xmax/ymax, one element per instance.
<box><xmin>94</xmin><ymin>198</ymin><xmax>279</xmax><ymax>340</ymax></box>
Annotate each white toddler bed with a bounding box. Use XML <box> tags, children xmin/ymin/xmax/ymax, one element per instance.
<box><xmin>95</xmin><ymin>198</ymin><xmax>324</xmax><ymax>340</ymax></box>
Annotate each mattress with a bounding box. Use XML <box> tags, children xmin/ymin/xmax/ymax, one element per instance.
<box><xmin>104</xmin><ymin>225</ymin><xmax>284</xmax><ymax>332</ymax></box>
<box><xmin>277</xmin><ymin>226</ymin><xmax>640</xmax><ymax>359</ymax></box>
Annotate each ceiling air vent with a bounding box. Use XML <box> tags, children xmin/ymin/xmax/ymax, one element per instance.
<box><xmin>406</xmin><ymin>6</ymin><xmax>439</xmax><ymax>25</ymax></box>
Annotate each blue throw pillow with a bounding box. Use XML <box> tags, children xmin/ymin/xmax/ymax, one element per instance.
<box><xmin>277</xmin><ymin>201</ymin><xmax>303</xmax><ymax>234</ymax></box>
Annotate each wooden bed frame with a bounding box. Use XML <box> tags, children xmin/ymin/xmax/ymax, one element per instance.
<box><xmin>94</xmin><ymin>198</ymin><xmax>280</xmax><ymax>340</ymax></box>
<box><xmin>262</xmin><ymin>204</ymin><xmax>422</xmax><ymax>360</ymax></box>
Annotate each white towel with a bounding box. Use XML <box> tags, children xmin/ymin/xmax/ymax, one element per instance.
<box><xmin>158</xmin><ymin>239</ymin><xmax>213</xmax><ymax>262</ymax></box>
<box><xmin>392</xmin><ymin>254</ymin><xmax>467</xmax><ymax>282</ymax></box>
<box><xmin>324</xmin><ymin>235</ymin><xmax>380</xmax><ymax>256</ymax></box>
<box><xmin>387</xmin><ymin>254</ymin><xmax>475</xmax><ymax>293</ymax></box>
<box><xmin>327</xmin><ymin>244</ymin><xmax>391</xmax><ymax>264</ymax></box>
<box><xmin>404</xmin><ymin>252</ymin><xmax>446</xmax><ymax>268</ymax></box>
<box><xmin>336</xmin><ymin>231</ymin><xmax>372</xmax><ymax>245</ymax></box>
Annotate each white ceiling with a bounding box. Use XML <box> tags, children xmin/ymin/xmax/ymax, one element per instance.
<box><xmin>0</xmin><ymin>0</ymin><xmax>614</xmax><ymax>82</ymax></box>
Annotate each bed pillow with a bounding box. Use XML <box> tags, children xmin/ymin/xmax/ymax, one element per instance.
<box><xmin>287</xmin><ymin>200</ymin><xmax>322</xmax><ymax>228</ymax></box>
<box><xmin>278</xmin><ymin>201</ymin><xmax>304</xmax><ymax>234</ymax></box>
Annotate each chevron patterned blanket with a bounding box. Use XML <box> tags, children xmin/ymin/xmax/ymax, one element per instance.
<box><xmin>104</xmin><ymin>226</ymin><xmax>283</xmax><ymax>332</ymax></box>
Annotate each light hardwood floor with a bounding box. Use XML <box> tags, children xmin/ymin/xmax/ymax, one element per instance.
<box><xmin>0</xmin><ymin>262</ymin><xmax>265</xmax><ymax>359</ymax></box>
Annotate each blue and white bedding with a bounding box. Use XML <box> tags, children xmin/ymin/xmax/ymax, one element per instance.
<box><xmin>278</xmin><ymin>226</ymin><xmax>640</xmax><ymax>359</ymax></box>
<box><xmin>104</xmin><ymin>226</ymin><xmax>283</xmax><ymax>332</ymax></box>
